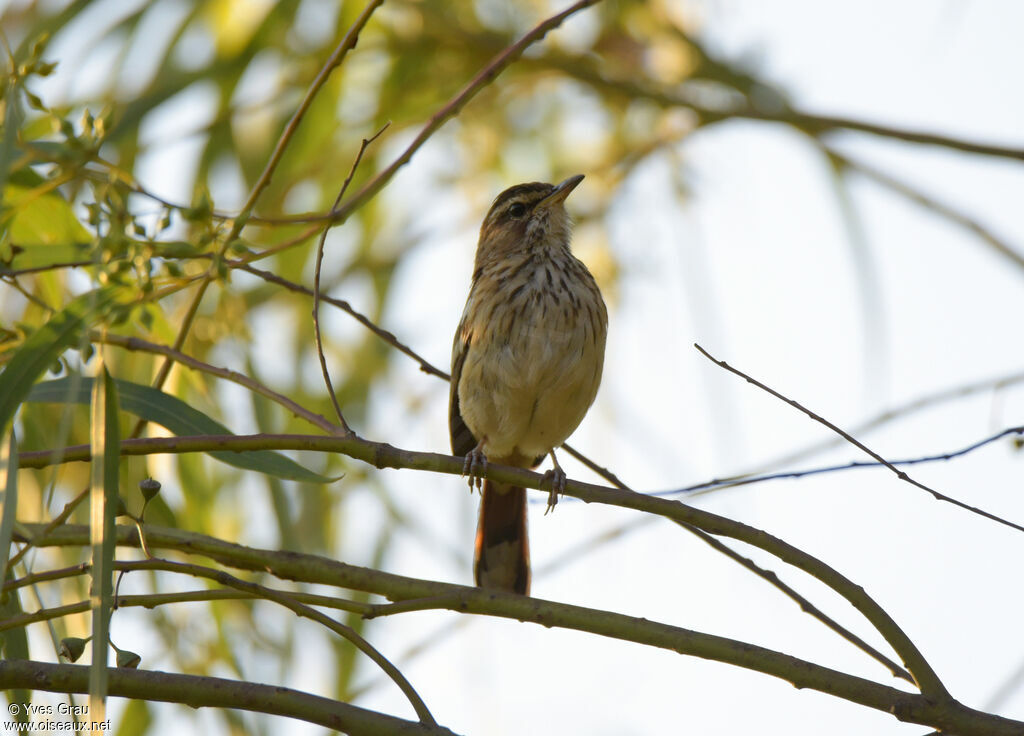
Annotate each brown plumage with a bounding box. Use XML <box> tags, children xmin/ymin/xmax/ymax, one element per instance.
<box><xmin>450</xmin><ymin>175</ymin><xmax>608</xmax><ymax>595</ymax></box>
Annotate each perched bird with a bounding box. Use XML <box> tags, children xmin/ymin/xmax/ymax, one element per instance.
<box><xmin>449</xmin><ymin>175</ymin><xmax>608</xmax><ymax>595</ymax></box>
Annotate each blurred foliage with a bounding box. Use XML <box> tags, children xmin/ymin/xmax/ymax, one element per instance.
<box><xmin>0</xmin><ymin>0</ymin><xmax>851</xmax><ymax>730</ymax></box>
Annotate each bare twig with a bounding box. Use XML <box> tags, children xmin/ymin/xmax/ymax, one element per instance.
<box><xmin>115</xmin><ymin>557</ymin><xmax>437</xmax><ymax>726</ymax></box>
<box><xmin>672</xmin><ymin>520</ymin><xmax>913</xmax><ymax>683</ymax></box>
<box><xmin>694</xmin><ymin>343</ymin><xmax>1024</xmax><ymax>538</ymax></box>
<box><xmin>233</xmin><ymin>261</ymin><xmax>450</xmax><ymax>380</ymax></box>
<box><xmin>726</xmin><ymin>367</ymin><xmax>1024</xmax><ymax>478</ymax></box>
<box><xmin>93</xmin><ymin>332</ymin><xmax>340</xmax><ymax>433</ymax></box>
<box><xmin>555</xmin><ymin>437</ymin><xmax>915</xmax><ymax>684</ymax></box>
<box><xmin>0</xmin><ymin>660</ymin><xmax>457</xmax><ymax>735</ymax></box>
<box><xmin>677</xmin><ymin>426</ymin><xmax>1024</xmax><ymax>496</ymax></box>
<box><xmin>312</xmin><ymin>124</ymin><xmax>390</xmax><ymax>434</ymax></box>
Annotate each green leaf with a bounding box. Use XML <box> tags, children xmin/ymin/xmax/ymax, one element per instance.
<box><xmin>0</xmin><ymin>430</ymin><xmax>30</xmax><ymax>708</ymax></box>
<box><xmin>0</xmin><ymin>79</ymin><xmax>21</xmax><ymax>196</ymax></box>
<box><xmin>0</xmin><ymin>571</ymin><xmax>30</xmax><ymax>718</ymax></box>
<box><xmin>1</xmin><ymin>183</ymin><xmax>93</xmax><ymax>270</ymax></box>
<box><xmin>114</xmin><ymin>698</ymin><xmax>152</xmax><ymax>736</ymax></box>
<box><xmin>0</xmin><ymin>286</ymin><xmax>124</xmax><ymax>438</ymax></box>
<box><xmin>27</xmin><ymin>377</ymin><xmax>335</xmax><ymax>483</ymax></box>
<box><xmin>4</xmin><ymin>183</ymin><xmax>89</xmax><ymax>243</ymax></box>
<box><xmin>89</xmin><ymin>365</ymin><xmax>119</xmax><ymax>716</ymax></box>
<box><xmin>0</xmin><ymin>429</ymin><xmax>19</xmax><ymax>577</ymax></box>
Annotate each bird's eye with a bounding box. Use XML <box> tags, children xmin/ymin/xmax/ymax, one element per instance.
<box><xmin>508</xmin><ymin>202</ymin><xmax>526</xmax><ymax>218</ymax></box>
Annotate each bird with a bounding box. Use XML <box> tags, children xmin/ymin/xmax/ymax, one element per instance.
<box><xmin>449</xmin><ymin>174</ymin><xmax>607</xmax><ymax>595</ymax></box>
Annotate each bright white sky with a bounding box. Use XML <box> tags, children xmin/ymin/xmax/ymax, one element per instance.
<box><xmin>10</xmin><ymin>0</ymin><xmax>1024</xmax><ymax>734</ymax></box>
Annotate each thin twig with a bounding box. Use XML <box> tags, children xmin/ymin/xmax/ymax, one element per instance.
<box><xmin>312</xmin><ymin>124</ymin><xmax>390</xmax><ymax>434</ymax></box>
<box><xmin>234</xmin><ymin>261</ymin><xmax>450</xmax><ymax>379</ymax></box>
<box><xmin>0</xmin><ymin>660</ymin><xmax>457</xmax><ymax>735</ymax></box>
<box><xmin>675</xmin><ymin>426</ymin><xmax>1024</xmax><ymax>497</ymax></box>
<box><xmin>694</xmin><ymin>343</ymin><xmax>1024</xmax><ymax>537</ymax></box>
<box><xmin>728</xmin><ymin>366</ymin><xmax>1024</xmax><ymax>479</ymax></box>
<box><xmin>672</xmin><ymin>520</ymin><xmax>913</xmax><ymax>683</ymax></box>
<box><xmin>115</xmin><ymin>556</ymin><xmax>437</xmax><ymax>726</ymax></box>
<box><xmin>93</xmin><ymin>333</ymin><xmax>340</xmax><ymax>433</ymax></box>
<box><xmin>557</xmin><ymin>438</ymin><xmax>915</xmax><ymax>684</ymax></box>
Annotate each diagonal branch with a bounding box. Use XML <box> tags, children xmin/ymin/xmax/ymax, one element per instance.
<box><xmin>694</xmin><ymin>343</ymin><xmax>1024</xmax><ymax>537</ymax></box>
<box><xmin>93</xmin><ymin>332</ymin><xmax>340</xmax><ymax>433</ymax></box>
<box><xmin>0</xmin><ymin>660</ymin><xmax>456</xmax><ymax>735</ymax></box>
<box><xmin>114</xmin><ymin>557</ymin><xmax>436</xmax><ymax>726</ymax></box>
<box><xmin>17</xmin><ymin>521</ymin><xmax>1024</xmax><ymax>734</ymax></box>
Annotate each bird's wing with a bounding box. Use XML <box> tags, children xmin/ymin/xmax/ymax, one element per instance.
<box><xmin>449</xmin><ymin>330</ymin><xmax>477</xmax><ymax>456</ymax></box>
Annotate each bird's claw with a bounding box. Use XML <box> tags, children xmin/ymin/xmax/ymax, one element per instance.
<box><xmin>543</xmin><ymin>467</ymin><xmax>567</xmax><ymax>515</ymax></box>
<box><xmin>462</xmin><ymin>448</ymin><xmax>487</xmax><ymax>493</ymax></box>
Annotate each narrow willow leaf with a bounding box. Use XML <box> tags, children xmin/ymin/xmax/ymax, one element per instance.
<box><xmin>0</xmin><ymin>429</ymin><xmax>18</xmax><ymax>576</ymax></box>
<box><xmin>0</xmin><ymin>570</ymin><xmax>30</xmax><ymax>718</ymax></box>
<box><xmin>0</xmin><ymin>428</ymin><xmax>31</xmax><ymax>709</ymax></box>
<box><xmin>28</xmin><ymin>377</ymin><xmax>335</xmax><ymax>483</ymax></box>
<box><xmin>0</xmin><ymin>286</ymin><xmax>124</xmax><ymax>438</ymax></box>
<box><xmin>88</xmin><ymin>366</ymin><xmax>119</xmax><ymax>720</ymax></box>
<box><xmin>0</xmin><ymin>79</ymin><xmax>20</xmax><ymax>195</ymax></box>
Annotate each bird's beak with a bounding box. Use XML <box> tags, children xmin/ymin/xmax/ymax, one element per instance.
<box><xmin>537</xmin><ymin>174</ymin><xmax>584</xmax><ymax>209</ymax></box>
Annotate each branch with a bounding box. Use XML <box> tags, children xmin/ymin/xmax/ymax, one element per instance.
<box><xmin>114</xmin><ymin>557</ymin><xmax>436</xmax><ymax>726</ymax></box>
<box><xmin>94</xmin><ymin>332</ymin><xmax>340</xmax><ymax>433</ymax></box>
<box><xmin>694</xmin><ymin>343</ymin><xmax>1024</xmax><ymax>538</ymax></box>
<box><xmin>0</xmin><ymin>660</ymin><xmax>456</xmax><ymax>735</ymax></box>
<box><xmin>312</xmin><ymin>123</ymin><xmax>390</xmax><ymax>434</ymax></box>
<box><xmin>713</xmin><ymin>367</ymin><xmax>1024</xmax><ymax>481</ymax></box>
<box><xmin>12</xmin><ymin>434</ymin><xmax>946</xmax><ymax>699</ymax></box>
<box><xmin>534</xmin><ymin>55</ymin><xmax>1024</xmax><ymax>161</ymax></box>
<box><xmin>677</xmin><ymin>426</ymin><xmax>1024</xmax><ymax>496</ymax></box>
<box><xmin>671</xmin><ymin>520</ymin><xmax>913</xmax><ymax>684</ymax></box>
<box><xmin>14</xmin><ymin>522</ymin><xmax>1024</xmax><ymax>734</ymax></box>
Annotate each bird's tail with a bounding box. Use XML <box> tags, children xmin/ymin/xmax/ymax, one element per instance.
<box><xmin>474</xmin><ymin>480</ymin><xmax>530</xmax><ymax>595</ymax></box>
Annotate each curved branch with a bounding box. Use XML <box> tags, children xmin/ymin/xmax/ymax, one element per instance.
<box><xmin>13</xmin><ymin>522</ymin><xmax>1024</xmax><ymax>735</ymax></box>
<box><xmin>8</xmin><ymin>428</ymin><xmax>951</xmax><ymax>697</ymax></box>
<box><xmin>0</xmin><ymin>660</ymin><xmax>456</xmax><ymax>735</ymax></box>
<box><xmin>694</xmin><ymin>344</ymin><xmax>1024</xmax><ymax>541</ymax></box>
<box><xmin>114</xmin><ymin>557</ymin><xmax>436</xmax><ymax>726</ymax></box>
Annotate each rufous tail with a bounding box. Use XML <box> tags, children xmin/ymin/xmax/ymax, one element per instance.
<box><xmin>474</xmin><ymin>480</ymin><xmax>530</xmax><ymax>595</ymax></box>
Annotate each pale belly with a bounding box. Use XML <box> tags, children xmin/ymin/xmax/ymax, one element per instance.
<box><xmin>457</xmin><ymin>288</ymin><xmax>605</xmax><ymax>462</ymax></box>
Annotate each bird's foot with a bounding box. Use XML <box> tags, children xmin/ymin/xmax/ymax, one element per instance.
<box><xmin>462</xmin><ymin>443</ymin><xmax>487</xmax><ymax>493</ymax></box>
<box><xmin>543</xmin><ymin>466</ymin><xmax>567</xmax><ymax>515</ymax></box>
